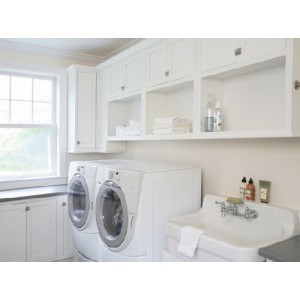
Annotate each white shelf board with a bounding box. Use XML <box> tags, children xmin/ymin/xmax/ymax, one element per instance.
<box><xmin>106</xmin><ymin>129</ymin><xmax>295</xmax><ymax>142</ymax></box>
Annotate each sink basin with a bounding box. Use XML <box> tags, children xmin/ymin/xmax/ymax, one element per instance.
<box><xmin>164</xmin><ymin>195</ymin><xmax>300</xmax><ymax>262</ymax></box>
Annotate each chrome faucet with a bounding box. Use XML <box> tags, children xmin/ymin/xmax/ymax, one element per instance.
<box><xmin>215</xmin><ymin>201</ymin><xmax>258</xmax><ymax>220</ymax></box>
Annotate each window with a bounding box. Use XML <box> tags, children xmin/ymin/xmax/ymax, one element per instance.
<box><xmin>0</xmin><ymin>72</ymin><xmax>57</xmax><ymax>180</ymax></box>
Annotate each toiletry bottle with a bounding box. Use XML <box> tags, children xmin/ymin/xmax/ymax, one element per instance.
<box><xmin>214</xmin><ymin>101</ymin><xmax>223</xmax><ymax>132</ymax></box>
<box><xmin>246</xmin><ymin>178</ymin><xmax>255</xmax><ymax>201</ymax></box>
<box><xmin>204</xmin><ymin>94</ymin><xmax>214</xmax><ymax>132</ymax></box>
<box><xmin>239</xmin><ymin>177</ymin><xmax>247</xmax><ymax>200</ymax></box>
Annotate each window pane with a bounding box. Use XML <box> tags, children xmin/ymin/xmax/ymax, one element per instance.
<box><xmin>34</xmin><ymin>79</ymin><xmax>53</xmax><ymax>102</ymax></box>
<box><xmin>11</xmin><ymin>76</ymin><xmax>32</xmax><ymax>100</ymax></box>
<box><xmin>11</xmin><ymin>100</ymin><xmax>32</xmax><ymax>123</ymax></box>
<box><xmin>0</xmin><ymin>100</ymin><xmax>10</xmax><ymax>123</ymax></box>
<box><xmin>33</xmin><ymin>102</ymin><xmax>52</xmax><ymax>124</ymax></box>
<box><xmin>0</xmin><ymin>75</ymin><xmax>10</xmax><ymax>99</ymax></box>
<box><xmin>0</xmin><ymin>128</ymin><xmax>54</xmax><ymax>178</ymax></box>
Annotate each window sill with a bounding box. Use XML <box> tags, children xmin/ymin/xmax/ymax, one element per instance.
<box><xmin>0</xmin><ymin>176</ymin><xmax>68</xmax><ymax>191</ymax></box>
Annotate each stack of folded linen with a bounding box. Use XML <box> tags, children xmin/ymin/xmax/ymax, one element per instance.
<box><xmin>152</xmin><ymin>117</ymin><xmax>191</xmax><ymax>135</ymax></box>
<box><xmin>116</xmin><ymin>120</ymin><xmax>142</xmax><ymax>136</ymax></box>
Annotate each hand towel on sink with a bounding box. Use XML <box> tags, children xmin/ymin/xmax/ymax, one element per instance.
<box><xmin>177</xmin><ymin>226</ymin><xmax>205</xmax><ymax>258</ymax></box>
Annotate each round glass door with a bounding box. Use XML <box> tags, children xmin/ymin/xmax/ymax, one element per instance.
<box><xmin>96</xmin><ymin>181</ymin><xmax>128</xmax><ymax>248</ymax></box>
<box><xmin>68</xmin><ymin>174</ymin><xmax>90</xmax><ymax>228</ymax></box>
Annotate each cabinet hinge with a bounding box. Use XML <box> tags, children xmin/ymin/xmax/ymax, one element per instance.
<box><xmin>25</xmin><ymin>206</ymin><xmax>30</xmax><ymax>212</ymax></box>
<box><xmin>234</xmin><ymin>47</ymin><xmax>242</xmax><ymax>56</ymax></box>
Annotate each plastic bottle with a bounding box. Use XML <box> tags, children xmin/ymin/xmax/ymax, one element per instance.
<box><xmin>246</xmin><ymin>178</ymin><xmax>255</xmax><ymax>201</ymax></box>
<box><xmin>239</xmin><ymin>177</ymin><xmax>247</xmax><ymax>200</ymax></box>
<box><xmin>204</xmin><ymin>94</ymin><xmax>214</xmax><ymax>132</ymax></box>
<box><xmin>214</xmin><ymin>101</ymin><xmax>223</xmax><ymax>132</ymax></box>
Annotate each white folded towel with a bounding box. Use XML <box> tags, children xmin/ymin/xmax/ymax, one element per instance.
<box><xmin>152</xmin><ymin>128</ymin><xmax>190</xmax><ymax>135</ymax></box>
<box><xmin>116</xmin><ymin>124</ymin><xmax>141</xmax><ymax>136</ymax></box>
<box><xmin>154</xmin><ymin>116</ymin><xmax>188</xmax><ymax>125</ymax></box>
<box><xmin>177</xmin><ymin>226</ymin><xmax>205</xmax><ymax>258</ymax></box>
<box><xmin>152</xmin><ymin>122</ymin><xmax>191</xmax><ymax>130</ymax></box>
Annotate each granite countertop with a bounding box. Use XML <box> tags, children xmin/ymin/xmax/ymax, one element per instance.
<box><xmin>0</xmin><ymin>185</ymin><xmax>68</xmax><ymax>202</ymax></box>
<box><xmin>258</xmin><ymin>235</ymin><xmax>300</xmax><ymax>262</ymax></box>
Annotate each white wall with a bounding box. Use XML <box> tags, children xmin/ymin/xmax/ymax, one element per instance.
<box><xmin>89</xmin><ymin>138</ymin><xmax>300</xmax><ymax>210</ymax></box>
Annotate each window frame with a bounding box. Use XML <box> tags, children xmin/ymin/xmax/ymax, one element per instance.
<box><xmin>0</xmin><ymin>62</ymin><xmax>67</xmax><ymax>190</ymax></box>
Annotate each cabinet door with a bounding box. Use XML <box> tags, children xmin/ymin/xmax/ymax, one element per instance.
<box><xmin>238</xmin><ymin>38</ymin><xmax>286</xmax><ymax>62</ymax></box>
<box><xmin>56</xmin><ymin>196</ymin><xmax>74</xmax><ymax>259</ymax></box>
<box><xmin>27</xmin><ymin>199</ymin><xmax>57</xmax><ymax>262</ymax></box>
<box><xmin>169</xmin><ymin>38</ymin><xmax>195</xmax><ymax>81</ymax></box>
<box><xmin>0</xmin><ymin>203</ymin><xmax>26</xmax><ymax>262</ymax></box>
<box><xmin>200</xmin><ymin>39</ymin><xmax>238</xmax><ymax>72</ymax></box>
<box><xmin>146</xmin><ymin>41</ymin><xmax>168</xmax><ymax>87</ymax></box>
<box><xmin>108</xmin><ymin>64</ymin><xmax>124</xmax><ymax>98</ymax></box>
<box><xmin>76</xmin><ymin>72</ymin><xmax>96</xmax><ymax>150</ymax></box>
<box><xmin>124</xmin><ymin>54</ymin><xmax>142</xmax><ymax>94</ymax></box>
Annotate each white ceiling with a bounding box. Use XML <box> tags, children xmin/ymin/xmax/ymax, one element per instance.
<box><xmin>0</xmin><ymin>38</ymin><xmax>139</xmax><ymax>61</ymax></box>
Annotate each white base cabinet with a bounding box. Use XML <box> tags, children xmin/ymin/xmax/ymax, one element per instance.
<box><xmin>0</xmin><ymin>202</ymin><xmax>26</xmax><ymax>262</ymax></box>
<box><xmin>0</xmin><ymin>196</ymin><xmax>73</xmax><ymax>262</ymax></box>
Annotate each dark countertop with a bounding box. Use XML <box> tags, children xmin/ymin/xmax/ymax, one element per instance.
<box><xmin>0</xmin><ymin>185</ymin><xmax>68</xmax><ymax>202</ymax></box>
<box><xmin>258</xmin><ymin>235</ymin><xmax>300</xmax><ymax>262</ymax></box>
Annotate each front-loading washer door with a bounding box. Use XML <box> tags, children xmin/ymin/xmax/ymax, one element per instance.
<box><xmin>68</xmin><ymin>174</ymin><xmax>90</xmax><ymax>229</ymax></box>
<box><xmin>95</xmin><ymin>181</ymin><xmax>128</xmax><ymax>248</ymax></box>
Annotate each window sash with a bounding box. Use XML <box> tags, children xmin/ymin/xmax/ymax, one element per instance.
<box><xmin>0</xmin><ymin>71</ymin><xmax>57</xmax><ymax>180</ymax></box>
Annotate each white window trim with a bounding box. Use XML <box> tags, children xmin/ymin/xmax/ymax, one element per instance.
<box><xmin>0</xmin><ymin>59</ymin><xmax>68</xmax><ymax>190</ymax></box>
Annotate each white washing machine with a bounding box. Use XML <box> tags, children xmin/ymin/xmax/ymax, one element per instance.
<box><xmin>92</xmin><ymin>160</ymin><xmax>202</xmax><ymax>262</ymax></box>
<box><xmin>68</xmin><ymin>161</ymin><xmax>102</xmax><ymax>261</ymax></box>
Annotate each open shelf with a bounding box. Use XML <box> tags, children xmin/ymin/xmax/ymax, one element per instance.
<box><xmin>146</xmin><ymin>85</ymin><xmax>194</xmax><ymax>135</ymax></box>
<box><xmin>201</xmin><ymin>62</ymin><xmax>286</xmax><ymax>133</ymax></box>
<box><xmin>107</xmin><ymin>95</ymin><xmax>142</xmax><ymax>137</ymax></box>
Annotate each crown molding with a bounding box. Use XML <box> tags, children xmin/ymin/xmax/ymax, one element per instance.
<box><xmin>0</xmin><ymin>39</ymin><xmax>105</xmax><ymax>64</ymax></box>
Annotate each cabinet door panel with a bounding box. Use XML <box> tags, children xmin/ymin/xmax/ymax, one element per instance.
<box><xmin>239</xmin><ymin>38</ymin><xmax>286</xmax><ymax>62</ymax></box>
<box><xmin>124</xmin><ymin>54</ymin><xmax>142</xmax><ymax>94</ymax></box>
<box><xmin>146</xmin><ymin>41</ymin><xmax>168</xmax><ymax>87</ymax></box>
<box><xmin>108</xmin><ymin>64</ymin><xmax>124</xmax><ymax>98</ymax></box>
<box><xmin>200</xmin><ymin>39</ymin><xmax>238</xmax><ymax>71</ymax></box>
<box><xmin>27</xmin><ymin>199</ymin><xmax>57</xmax><ymax>262</ymax></box>
<box><xmin>0</xmin><ymin>203</ymin><xmax>26</xmax><ymax>262</ymax></box>
<box><xmin>169</xmin><ymin>38</ymin><xmax>195</xmax><ymax>81</ymax></box>
<box><xmin>77</xmin><ymin>72</ymin><xmax>96</xmax><ymax>149</ymax></box>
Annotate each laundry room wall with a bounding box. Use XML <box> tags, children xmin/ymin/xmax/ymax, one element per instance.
<box><xmin>91</xmin><ymin>138</ymin><xmax>300</xmax><ymax>211</ymax></box>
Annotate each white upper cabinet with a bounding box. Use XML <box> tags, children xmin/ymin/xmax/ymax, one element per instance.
<box><xmin>67</xmin><ymin>65</ymin><xmax>96</xmax><ymax>152</ymax></box>
<box><xmin>238</xmin><ymin>38</ymin><xmax>286</xmax><ymax>62</ymax></box>
<box><xmin>201</xmin><ymin>38</ymin><xmax>286</xmax><ymax>72</ymax></box>
<box><xmin>200</xmin><ymin>39</ymin><xmax>238</xmax><ymax>72</ymax></box>
<box><xmin>146</xmin><ymin>39</ymin><xmax>195</xmax><ymax>88</ymax></box>
<box><xmin>108</xmin><ymin>53</ymin><xmax>142</xmax><ymax>99</ymax></box>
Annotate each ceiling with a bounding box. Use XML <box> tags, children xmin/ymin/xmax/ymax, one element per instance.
<box><xmin>0</xmin><ymin>38</ymin><xmax>139</xmax><ymax>62</ymax></box>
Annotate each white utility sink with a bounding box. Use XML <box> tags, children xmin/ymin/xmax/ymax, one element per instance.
<box><xmin>164</xmin><ymin>195</ymin><xmax>300</xmax><ymax>262</ymax></box>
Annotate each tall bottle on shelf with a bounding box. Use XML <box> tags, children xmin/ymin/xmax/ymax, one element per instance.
<box><xmin>214</xmin><ymin>101</ymin><xmax>223</xmax><ymax>132</ymax></box>
<box><xmin>204</xmin><ymin>94</ymin><xmax>215</xmax><ymax>132</ymax></box>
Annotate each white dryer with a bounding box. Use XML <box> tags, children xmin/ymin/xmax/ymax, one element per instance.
<box><xmin>93</xmin><ymin>160</ymin><xmax>201</xmax><ymax>262</ymax></box>
<box><xmin>68</xmin><ymin>161</ymin><xmax>101</xmax><ymax>261</ymax></box>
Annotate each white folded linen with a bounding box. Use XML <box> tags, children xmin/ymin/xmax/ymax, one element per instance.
<box><xmin>116</xmin><ymin>130</ymin><xmax>141</xmax><ymax>136</ymax></box>
<box><xmin>152</xmin><ymin>122</ymin><xmax>191</xmax><ymax>130</ymax></box>
<box><xmin>153</xmin><ymin>116</ymin><xmax>179</xmax><ymax>124</ymax></box>
<box><xmin>116</xmin><ymin>124</ymin><xmax>141</xmax><ymax>136</ymax></box>
<box><xmin>152</xmin><ymin>128</ymin><xmax>190</xmax><ymax>135</ymax></box>
<box><xmin>177</xmin><ymin>226</ymin><xmax>205</xmax><ymax>258</ymax></box>
<box><xmin>153</xmin><ymin>116</ymin><xmax>188</xmax><ymax>125</ymax></box>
